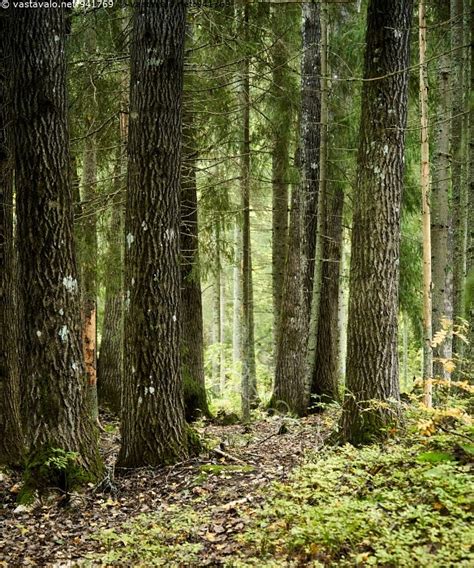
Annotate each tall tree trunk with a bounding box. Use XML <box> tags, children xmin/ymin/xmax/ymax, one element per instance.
<box><xmin>181</xmin><ymin>111</ymin><xmax>209</xmax><ymax>420</ymax></box>
<box><xmin>11</xmin><ymin>8</ymin><xmax>102</xmax><ymax>478</ymax></box>
<box><xmin>212</xmin><ymin>223</ymin><xmax>221</xmax><ymax>389</ymax></box>
<box><xmin>0</xmin><ymin>10</ymin><xmax>23</xmax><ymax>465</ymax></box>
<box><xmin>311</xmin><ymin>1</ymin><xmax>342</xmax><ymax>405</ymax></box>
<box><xmin>301</xmin><ymin>2</ymin><xmax>322</xmax><ymax>313</ymax></box>
<box><xmin>431</xmin><ymin>55</ymin><xmax>451</xmax><ymax>380</ymax></box>
<box><xmin>466</xmin><ymin>0</ymin><xmax>474</xmax><ymax>366</ymax></box>
<box><xmin>271</xmin><ymin>5</ymin><xmax>291</xmax><ymax>349</ymax></box>
<box><xmin>339</xmin><ymin>0</ymin><xmax>413</xmax><ymax>445</ymax></box>
<box><xmin>451</xmin><ymin>0</ymin><xmax>467</xmax><ymax>363</ymax></box>
<box><xmin>240</xmin><ymin>2</ymin><xmax>255</xmax><ymax>421</ymax></box>
<box><xmin>419</xmin><ymin>0</ymin><xmax>433</xmax><ymax>407</ymax></box>
<box><xmin>117</xmin><ymin>0</ymin><xmax>190</xmax><ymax>468</ymax></box>
<box><xmin>219</xmin><ymin>264</ymin><xmax>226</xmax><ymax>395</ymax></box>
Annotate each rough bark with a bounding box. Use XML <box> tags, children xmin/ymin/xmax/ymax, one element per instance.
<box><xmin>117</xmin><ymin>0</ymin><xmax>190</xmax><ymax>468</ymax></box>
<box><xmin>181</xmin><ymin>112</ymin><xmax>209</xmax><ymax>421</ymax></box>
<box><xmin>466</xmin><ymin>0</ymin><xmax>474</xmax><ymax>367</ymax></box>
<box><xmin>271</xmin><ymin>6</ymin><xmax>291</xmax><ymax>347</ymax></box>
<box><xmin>301</xmin><ymin>2</ymin><xmax>322</xmax><ymax>313</ymax></box>
<box><xmin>212</xmin><ymin>223</ymin><xmax>222</xmax><ymax>388</ymax></box>
<box><xmin>431</xmin><ymin>55</ymin><xmax>452</xmax><ymax>379</ymax></box>
<box><xmin>311</xmin><ymin>182</ymin><xmax>344</xmax><ymax>405</ymax></box>
<box><xmin>339</xmin><ymin>0</ymin><xmax>413</xmax><ymax>445</ymax></box>
<box><xmin>232</xmin><ymin>222</ymin><xmax>242</xmax><ymax>365</ymax></box>
<box><xmin>11</xmin><ymin>8</ymin><xmax>102</xmax><ymax>476</ymax></box>
<box><xmin>0</xmin><ymin>10</ymin><xmax>24</xmax><ymax>465</ymax></box>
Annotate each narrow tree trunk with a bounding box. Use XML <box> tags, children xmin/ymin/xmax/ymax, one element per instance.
<box><xmin>339</xmin><ymin>0</ymin><xmax>413</xmax><ymax>445</ymax></box>
<box><xmin>301</xmin><ymin>2</ymin><xmax>322</xmax><ymax>312</ymax></box>
<box><xmin>11</xmin><ymin>8</ymin><xmax>102</xmax><ymax>478</ymax></box>
<box><xmin>271</xmin><ymin>5</ymin><xmax>291</xmax><ymax>348</ymax></box>
<box><xmin>240</xmin><ymin>2</ymin><xmax>255</xmax><ymax>421</ymax></box>
<box><xmin>311</xmin><ymin>1</ymin><xmax>342</xmax><ymax>405</ymax></box>
<box><xmin>420</xmin><ymin>0</ymin><xmax>433</xmax><ymax>407</ymax></box>
<box><xmin>466</xmin><ymin>1</ymin><xmax>474</xmax><ymax>365</ymax></box>
<box><xmin>431</xmin><ymin>55</ymin><xmax>451</xmax><ymax>380</ymax></box>
<box><xmin>451</xmin><ymin>0</ymin><xmax>467</xmax><ymax>362</ymax></box>
<box><xmin>0</xmin><ymin>9</ymin><xmax>23</xmax><ymax>465</ymax></box>
<box><xmin>117</xmin><ymin>0</ymin><xmax>190</xmax><ymax>468</ymax></box>
<box><xmin>219</xmin><ymin>264</ymin><xmax>226</xmax><ymax>395</ymax></box>
<box><xmin>181</xmin><ymin>111</ymin><xmax>209</xmax><ymax>420</ymax></box>
<box><xmin>232</xmin><ymin>221</ymin><xmax>242</xmax><ymax>365</ymax></box>
<box><xmin>81</xmin><ymin>136</ymin><xmax>99</xmax><ymax>420</ymax></box>
<box><xmin>212</xmin><ymin>223</ymin><xmax>221</xmax><ymax>389</ymax></box>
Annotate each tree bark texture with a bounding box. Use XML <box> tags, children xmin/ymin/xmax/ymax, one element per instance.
<box><xmin>339</xmin><ymin>0</ymin><xmax>413</xmax><ymax>444</ymax></box>
<box><xmin>271</xmin><ymin>6</ymin><xmax>291</xmax><ymax>347</ymax></box>
<box><xmin>117</xmin><ymin>0</ymin><xmax>189</xmax><ymax>468</ymax></box>
<box><xmin>11</xmin><ymin>8</ymin><xmax>102</xmax><ymax>475</ymax></box>
<box><xmin>0</xmin><ymin>10</ymin><xmax>24</xmax><ymax>465</ymax></box>
<box><xmin>431</xmin><ymin>56</ymin><xmax>452</xmax><ymax>379</ymax></box>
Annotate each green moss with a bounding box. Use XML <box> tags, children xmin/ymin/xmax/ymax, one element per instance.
<box><xmin>20</xmin><ymin>446</ymin><xmax>95</xmax><ymax>499</ymax></box>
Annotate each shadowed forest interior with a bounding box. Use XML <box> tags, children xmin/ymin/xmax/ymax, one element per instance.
<box><xmin>0</xmin><ymin>0</ymin><xmax>473</xmax><ymax>565</ymax></box>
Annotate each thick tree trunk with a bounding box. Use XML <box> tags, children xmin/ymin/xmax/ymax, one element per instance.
<box><xmin>181</xmin><ymin>112</ymin><xmax>209</xmax><ymax>421</ymax></box>
<box><xmin>339</xmin><ymin>0</ymin><xmax>413</xmax><ymax>445</ymax></box>
<box><xmin>431</xmin><ymin>55</ymin><xmax>451</xmax><ymax>380</ymax></box>
<box><xmin>11</xmin><ymin>8</ymin><xmax>102</xmax><ymax>477</ymax></box>
<box><xmin>419</xmin><ymin>0</ymin><xmax>433</xmax><ymax>407</ymax></box>
<box><xmin>271</xmin><ymin>6</ymin><xmax>291</xmax><ymax>348</ymax></box>
<box><xmin>0</xmin><ymin>10</ymin><xmax>23</xmax><ymax>465</ymax></box>
<box><xmin>466</xmin><ymin>1</ymin><xmax>474</xmax><ymax>367</ymax></box>
<box><xmin>117</xmin><ymin>0</ymin><xmax>190</xmax><ymax>468</ymax></box>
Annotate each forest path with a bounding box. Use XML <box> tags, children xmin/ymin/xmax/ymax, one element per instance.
<box><xmin>0</xmin><ymin>412</ymin><xmax>330</xmax><ymax>566</ymax></box>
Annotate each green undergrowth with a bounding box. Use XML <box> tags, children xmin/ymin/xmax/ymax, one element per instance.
<box><xmin>93</xmin><ymin>506</ymin><xmax>210</xmax><ymax>566</ymax></box>
<box><xmin>91</xmin><ymin>404</ymin><xmax>473</xmax><ymax>567</ymax></box>
<box><xmin>239</xmin><ymin>406</ymin><xmax>474</xmax><ymax>567</ymax></box>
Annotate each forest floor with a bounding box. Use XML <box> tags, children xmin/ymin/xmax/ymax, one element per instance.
<box><xmin>0</xmin><ymin>411</ymin><xmax>332</xmax><ymax>567</ymax></box>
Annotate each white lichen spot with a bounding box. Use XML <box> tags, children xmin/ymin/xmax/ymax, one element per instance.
<box><xmin>126</xmin><ymin>233</ymin><xmax>135</xmax><ymax>249</ymax></box>
<box><xmin>62</xmin><ymin>275</ymin><xmax>78</xmax><ymax>293</ymax></box>
<box><xmin>172</xmin><ymin>314</ymin><xmax>177</xmax><ymax>322</ymax></box>
<box><xmin>153</xmin><ymin>272</ymin><xmax>159</xmax><ymax>281</ymax></box>
<box><xmin>125</xmin><ymin>290</ymin><xmax>131</xmax><ymax>310</ymax></box>
<box><xmin>165</xmin><ymin>228</ymin><xmax>175</xmax><ymax>241</ymax></box>
<box><xmin>131</xmin><ymin>277</ymin><xmax>135</xmax><ymax>286</ymax></box>
<box><xmin>71</xmin><ymin>361</ymin><xmax>79</xmax><ymax>372</ymax></box>
<box><xmin>54</xmin><ymin>35</ymin><xmax>60</xmax><ymax>42</ymax></box>
<box><xmin>138</xmin><ymin>396</ymin><xmax>143</xmax><ymax>405</ymax></box>
<box><xmin>59</xmin><ymin>308</ymin><xmax>64</xmax><ymax>316</ymax></box>
<box><xmin>132</xmin><ymin>366</ymin><xmax>136</xmax><ymax>374</ymax></box>
<box><xmin>310</xmin><ymin>162</ymin><xmax>317</xmax><ymax>170</ymax></box>
<box><xmin>149</xmin><ymin>386</ymin><xmax>155</xmax><ymax>395</ymax></box>
<box><xmin>393</xmin><ymin>29</ymin><xmax>402</xmax><ymax>39</ymax></box>
<box><xmin>383</xmin><ymin>144</ymin><xmax>389</xmax><ymax>156</ymax></box>
<box><xmin>58</xmin><ymin>325</ymin><xmax>68</xmax><ymax>343</ymax></box>
<box><xmin>144</xmin><ymin>386</ymin><xmax>149</xmax><ymax>395</ymax></box>
<box><xmin>141</xmin><ymin>220</ymin><xmax>148</xmax><ymax>231</ymax></box>
<box><xmin>36</xmin><ymin>330</ymin><xmax>42</xmax><ymax>338</ymax></box>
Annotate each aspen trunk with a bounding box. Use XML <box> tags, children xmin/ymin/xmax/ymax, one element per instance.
<box><xmin>419</xmin><ymin>0</ymin><xmax>433</xmax><ymax>407</ymax></box>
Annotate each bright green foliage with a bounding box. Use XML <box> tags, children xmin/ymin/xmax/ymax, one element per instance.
<box><xmin>94</xmin><ymin>507</ymin><xmax>210</xmax><ymax>566</ymax></box>
<box><xmin>240</xmin><ymin>414</ymin><xmax>473</xmax><ymax>566</ymax></box>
